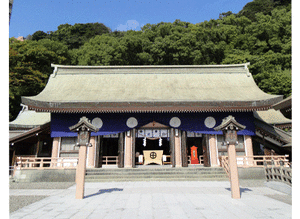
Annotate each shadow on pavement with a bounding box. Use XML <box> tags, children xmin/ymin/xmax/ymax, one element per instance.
<box><xmin>225</xmin><ymin>187</ymin><xmax>252</xmax><ymax>197</ymax></box>
<box><xmin>84</xmin><ymin>188</ymin><xmax>123</xmax><ymax>199</ymax></box>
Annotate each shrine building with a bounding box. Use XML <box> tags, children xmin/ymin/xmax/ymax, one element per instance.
<box><xmin>20</xmin><ymin>63</ymin><xmax>283</xmax><ymax>168</ymax></box>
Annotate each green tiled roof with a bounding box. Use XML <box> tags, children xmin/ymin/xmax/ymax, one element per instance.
<box><xmin>22</xmin><ymin>63</ymin><xmax>282</xmax><ymax>113</ymax></box>
<box><xmin>9</xmin><ymin>107</ymin><xmax>50</xmax><ymax>129</ymax></box>
<box><xmin>254</xmin><ymin>109</ymin><xmax>291</xmax><ymax>125</ymax></box>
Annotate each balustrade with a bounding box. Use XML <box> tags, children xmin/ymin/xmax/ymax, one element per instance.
<box><xmin>102</xmin><ymin>156</ymin><xmax>119</xmax><ymax>166</ymax></box>
<box><xmin>264</xmin><ymin>159</ymin><xmax>292</xmax><ymax>186</ymax></box>
<box><xmin>14</xmin><ymin>156</ymin><xmax>78</xmax><ymax>170</ymax></box>
<box><xmin>219</xmin><ymin>155</ymin><xmax>291</xmax><ymax>184</ymax></box>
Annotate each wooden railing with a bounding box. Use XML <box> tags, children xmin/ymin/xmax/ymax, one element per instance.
<box><xmin>199</xmin><ymin>155</ymin><xmax>204</xmax><ymax>165</ymax></box>
<box><xmin>219</xmin><ymin>156</ymin><xmax>230</xmax><ymax>176</ymax></box>
<box><xmin>163</xmin><ymin>155</ymin><xmax>171</xmax><ymax>165</ymax></box>
<box><xmin>220</xmin><ymin>155</ymin><xmax>290</xmax><ymax>168</ymax></box>
<box><xmin>187</xmin><ymin>155</ymin><xmax>204</xmax><ymax>165</ymax></box>
<box><xmin>14</xmin><ymin>156</ymin><xmax>78</xmax><ymax>169</ymax></box>
<box><xmin>102</xmin><ymin>156</ymin><xmax>118</xmax><ymax>165</ymax></box>
<box><xmin>264</xmin><ymin>160</ymin><xmax>292</xmax><ymax>186</ymax></box>
<box><xmin>239</xmin><ymin>155</ymin><xmax>290</xmax><ymax>167</ymax></box>
<box><xmin>219</xmin><ymin>155</ymin><xmax>291</xmax><ymax>177</ymax></box>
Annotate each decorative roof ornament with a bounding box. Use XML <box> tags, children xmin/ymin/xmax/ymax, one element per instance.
<box><xmin>214</xmin><ymin>115</ymin><xmax>246</xmax><ymax>132</ymax></box>
<box><xmin>170</xmin><ymin>117</ymin><xmax>181</xmax><ymax>127</ymax></box>
<box><xmin>204</xmin><ymin>116</ymin><xmax>216</xmax><ymax>128</ymax></box>
<box><xmin>69</xmin><ymin>116</ymin><xmax>99</xmax><ymax>133</ymax></box>
<box><xmin>92</xmin><ymin>117</ymin><xmax>103</xmax><ymax>129</ymax></box>
<box><xmin>126</xmin><ymin>117</ymin><xmax>138</xmax><ymax>128</ymax></box>
<box><xmin>244</xmin><ymin>62</ymin><xmax>251</xmax><ymax>77</ymax></box>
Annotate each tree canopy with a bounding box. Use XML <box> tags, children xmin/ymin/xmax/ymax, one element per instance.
<box><xmin>31</xmin><ymin>22</ymin><xmax>111</xmax><ymax>49</ymax></box>
<box><xmin>9</xmin><ymin>38</ymin><xmax>71</xmax><ymax>120</ymax></box>
<box><xmin>9</xmin><ymin>0</ymin><xmax>291</xmax><ymax>121</ymax></box>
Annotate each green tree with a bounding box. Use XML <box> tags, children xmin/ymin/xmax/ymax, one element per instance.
<box><xmin>254</xmin><ymin>68</ymin><xmax>291</xmax><ymax>97</ymax></box>
<box><xmin>9</xmin><ymin>38</ymin><xmax>71</xmax><ymax>121</ymax></box>
<box><xmin>49</xmin><ymin>22</ymin><xmax>111</xmax><ymax>49</ymax></box>
<box><xmin>11</xmin><ymin>0</ymin><xmax>292</xmax><ymax>116</ymax></box>
<box><xmin>31</xmin><ymin>30</ymin><xmax>48</xmax><ymax>41</ymax></box>
<box><xmin>76</xmin><ymin>34</ymin><xmax>125</xmax><ymax>65</ymax></box>
<box><xmin>238</xmin><ymin>0</ymin><xmax>275</xmax><ymax>21</ymax></box>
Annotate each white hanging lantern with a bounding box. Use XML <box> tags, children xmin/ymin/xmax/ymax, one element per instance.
<box><xmin>143</xmin><ymin>137</ymin><xmax>147</xmax><ymax>147</ymax></box>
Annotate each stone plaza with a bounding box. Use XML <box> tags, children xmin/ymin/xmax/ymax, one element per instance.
<box><xmin>10</xmin><ymin>180</ymin><xmax>292</xmax><ymax>219</ymax></box>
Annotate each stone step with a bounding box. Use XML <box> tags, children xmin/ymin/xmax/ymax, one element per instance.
<box><xmin>85</xmin><ymin>177</ymin><xmax>229</xmax><ymax>182</ymax></box>
<box><xmin>86</xmin><ymin>171</ymin><xmax>224</xmax><ymax>175</ymax></box>
<box><xmin>84</xmin><ymin>167</ymin><xmax>228</xmax><ymax>182</ymax></box>
<box><xmin>86</xmin><ymin>167</ymin><xmax>225</xmax><ymax>173</ymax></box>
<box><xmin>85</xmin><ymin>173</ymin><xmax>227</xmax><ymax>178</ymax></box>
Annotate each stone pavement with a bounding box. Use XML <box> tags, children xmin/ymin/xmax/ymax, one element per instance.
<box><xmin>10</xmin><ymin>181</ymin><xmax>292</xmax><ymax>219</ymax></box>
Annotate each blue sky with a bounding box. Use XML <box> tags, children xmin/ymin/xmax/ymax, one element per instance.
<box><xmin>9</xmin><ymin>0</ymin><xmax>253</xmax><ymax>38</ymax></box>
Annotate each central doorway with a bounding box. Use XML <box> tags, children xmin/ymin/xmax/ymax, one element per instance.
<box><xmin>186</xmin><ymin>134</ymin><xmax>204</xmax><ymax>165</ymax></box>
<box><xmin>135</xmin><ymin>128</ymin><xmax>171</xmax><ymax>165</ymax></box>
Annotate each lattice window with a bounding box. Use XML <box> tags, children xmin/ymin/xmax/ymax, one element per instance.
<box><xmin>60</xmin><ymin>137</ymin><xmax>78</xmax><ymax>157</ymax></box>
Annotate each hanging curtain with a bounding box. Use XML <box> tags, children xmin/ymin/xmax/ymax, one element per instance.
<box><xmin>51</xmin><ymin>112</ymin><xmax>255</xmax><ymax>137</ymax></box>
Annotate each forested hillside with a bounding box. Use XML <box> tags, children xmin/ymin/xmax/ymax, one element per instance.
<box><xmin>9</xmin><ymin>0</ymin><xmax>291</xmax><ymax>121</ymax></box>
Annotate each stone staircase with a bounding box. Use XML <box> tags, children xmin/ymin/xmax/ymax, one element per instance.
<box><xmin>85</xmin><ymin>167</ymin><xmax>228</xmax><ymax>182</ymax></box>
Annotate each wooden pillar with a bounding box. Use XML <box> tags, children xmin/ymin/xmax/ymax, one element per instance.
<box><xmin>76</xmin><ymin>145</ymin><xmax>87</xmax><ymax>199</ymax></box>
<box><xmin>174</xmin><ymin>129</ymin><xmax>182</xmax><ymax>167</ymax></box>
<box><xmin>132</xmin><ymin>129</ymin><xmax>136</xmax><ymax>168</ymax></box>
<box><xmin>51</xmin><ymin>137</ymin><xmax>60</xmax><ymax>167</ymax></box>
<box><xmin>228</xmin><ymin>144</ymin><xmax>240</xmax><ymax>199</ymax></box>
<box><xmin>51</xmin><ymin>137</ymin><xmax>60</xmax><ymax>158</ymax></box>
<box><xmin>36</xmin><ymin>134</ymin><xmax>41</xmax><ymax>157</ymax></box>
<box><xmin>245</xmin><ymin>135</ymin><xmax>254</xmax><ymax>166</ymax></box>
<box><xmin>202</xmin><ymin>135</ymin><xmax>210</xmax><ymax>167</ymax></box>
<box><xmin>181</xmin><ymin>131</ymin><xmax>188</xmax><ymax>167</ymax></box>
<box><xmin>94</xmin><ymin>136</ymin><xmax>101</xmax><ymax>168</ymax></box>
<box><xmin>97</xmin><ymin>136</ymin><xmax>103</xmax><ymax>168</ymax></box>
<box><xmin>69</xmin><ymin>116</ymin><xmax>99</xmax><ymax>200</ymax></box>
<box><xmin>169</xmin><ymin>128</ymin><xmax>175</xmax><ymax>167</ymax></box>
<box><xmin>214</xmin><ymin>115</ymin><xmax>245</xmax><ymax>199</ymax></box>
<box><xmin>87</xmin><ymin>136</ymin><xmax>96</xmax><ymax>167</ymax></box>
<box><xmin>118</xmin><ymin>132</ymin><xmax>124</xmax><ymax>168</ymax></box>
<box><xmin>124</xmin><ymin>131</ymin><xmax>133</xmax><ymax>168</ymax></box>
<box><xmin>209</xmin><ymin>135</ymin><xmax>218</xmax><ymax>167</ymax></box>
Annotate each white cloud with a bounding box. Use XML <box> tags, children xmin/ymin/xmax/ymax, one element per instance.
<box><xmin>117</xmin><ymin>20</ymin><xmax>139</xmax><ymax>31</ymax></box>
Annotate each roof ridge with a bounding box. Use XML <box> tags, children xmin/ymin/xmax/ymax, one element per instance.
<box><xmin>50</xmin><ymin>63</ymin><xmax>251</xmax><ymax>77</ymax></box>
<box><xmin>51</xmin><ymin>63</ymin><xmax>250</xmax><ymax>69</ymax></box>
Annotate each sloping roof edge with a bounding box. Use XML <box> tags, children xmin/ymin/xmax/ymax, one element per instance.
<box><xmin>21</xmin><ymin>63</ymin><xmax>283</xmax><ymax>112</ymax></box>
<box><xmin>9</xmin><ymin>122</ymin><xmax>50</xmax><ymax>144</ymax></box>
<box><xmin>272</xmin><ymin>96</ymin><xmax>291</xmax><ymax>111</ymax></box>
<box><xmin>254</xmin><ymin>118</ymin><xmax>291</xmax><ymax>146</ymax></box>
<box><xmin>23</xmin><ymin>100</ymin><xmax>280</xmax><ymax>113</ymax></box>
<box><xmin>9</xmin><ymin>105</ymin><xmax>50</xmax><ymax>129</ymax></box>
<box><xmin>253</xmin><ymin>109</ymin><xmax>292</xmax><ymax>125</ymax></box>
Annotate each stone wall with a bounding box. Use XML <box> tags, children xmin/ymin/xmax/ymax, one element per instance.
<box><xmin>13</xmin><ymin>169</ymin><xmax>76</xmax><ymax>182</ymax></box>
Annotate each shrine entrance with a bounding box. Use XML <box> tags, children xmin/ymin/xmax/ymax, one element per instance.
<box><xmin>135</xmin><ymin>125</ymin><xmax>171</xmax><ymax>166</ymax></box>
<box><xmin>186</xmin><ymin>134</ymin><xmax>204</xmax><ymax>165</ymax></box>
